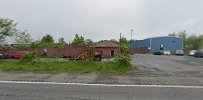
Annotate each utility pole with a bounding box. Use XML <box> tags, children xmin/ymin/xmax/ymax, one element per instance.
<box><xmin>131</xmin><ymin>29</ymin><xmax>133</xmax><ymax>41</ymax></box>
<box><xmin>119</xmin><ymin>32</ymin><xmax>122</xmax><ymax>54</ymax></box>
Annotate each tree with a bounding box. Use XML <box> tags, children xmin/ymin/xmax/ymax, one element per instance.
<box><xmin>58</xmin><ymin>38</ymin><xmax>66</xmax><ymax>44</ymax></box>
<box><xmin>38</xmin><ymin>42</ymin><xmax>56</xmax><ymax>48</ymax></box>
<box><xmin>85</xmin><ymin>39</ymin><xmax>93</xmax><ymax>45</ymax></box>
<box><xmin>0</xmin><ymin>17</ymin><xmax>18</xmax><ymax>44</ymax></box>
<box><xmin>170</xmin><ymin>31</ymin><xmax>203</xmax><ymax>50</ymax></box>
<box><xmin>98</xmin><ymin>40</ymin><xmax>106</xmax><ymax>43</ymax></box>
<box><xmin>72</xmin><ymin>34</ymin><xmax>85</xmax><ymax>45</ymax></box>
<box><xmin>188</xmin><ymin>35</ymin><xmax>199</xmax><ymax>49</ymax></box>
<box><xmin>121</xmin><ymin>44</ymin><xmax>128</xmax><ymax>55</ymax></box>
<box><xmin>30</xmin><ymin>34</ymin><xmax>55</xmax><ymax>48</ymax></box>
<box><xmin>57</xmin><ymin>38</ymin><xmax>66</xmax><ymax>47</ymax></box>
<box><xmin>110</xmin><ymin>39</ymin><xmax>119</xmax><ymax>44</ymax></box>
<box><xmin>120</xmin><ymin>37</ymin><xmax>128</xmax><ymax>44</ymax></box>
<box><xmin>129</xmin><ymin>39</ymin><xmax>137</xmax><ymax>43</ymax></box>
<box><xmin>197</xmin><ymin>35</ymin><xmax>203</xmax><ymax>49</ymax></box>
<box><xmin>178</xmin><ymin>31</ymin><xmax>187</xmax><ymax>49</ymax></box>
<box><xmin>31</xmin><ymin>40</ymin><xmax>41</xmax><ymax>48</ymax></box>
<box><xmin>168</xmin><ymin>32</ymin><xmax>178</xmax><ymax>37</ymax></box>
<box><xmin>186</xmin><ymin>34</ymin><xmax>203</xmax><ymax>50</ymax></box>
<box><xmin>15</xmin><ymin>31</ymin><xmax>32</xmax><ymax>48</ymax></box>
<box><xmin>41</xmin><ymin>34</ymin><xmax>54</xmax><ymax>43</ymax></box>
<box><xmin>199</xmin><ymin>35</ymin><xmax>203</xmax><ymax>38</ymax></box>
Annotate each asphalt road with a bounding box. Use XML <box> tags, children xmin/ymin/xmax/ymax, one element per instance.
<box><xmin>0</xmin><ymin>82</ymin><xmax>203</xmax><ymax>100</ymax></box>
<box><xmin>132</xmin><ymin>54</ymin><xmax>203</xmax><ymax>77</ymax></box>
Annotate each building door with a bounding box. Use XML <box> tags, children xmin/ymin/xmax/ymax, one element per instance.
<box><xmin>111</xmin><ymin>50</ymin><xmax>115</xmax><ymax>57</ymax></box>
<box><xmin>160</xmin><ymin>44</ymin><xmax>164</xmax><ymax>50</ymax></box>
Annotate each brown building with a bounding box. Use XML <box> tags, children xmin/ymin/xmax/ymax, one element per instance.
<box><xmin>34</xmin><ymin>45</ymin><xmax>89</xmax><ymax>59</ymax></box>
<box><xmin>95</xmin><ymin>41</ymin><xmax>121</xmax><ymax>58</ymax></box>
<box><xmin>1</xmin><ymin>42</ymin><xmax>121</xmax><ymax>59</ymax></box>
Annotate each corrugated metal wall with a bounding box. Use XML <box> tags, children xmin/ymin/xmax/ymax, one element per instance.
<box><xmin>130</xmin><ymin>36</ymin><xmax>183</xmax><ymax>53</ymax></box>
<box><xmin>130</xmin><ymin>39</ymin><xmax>150</xmax><ymax>48</ymax></box>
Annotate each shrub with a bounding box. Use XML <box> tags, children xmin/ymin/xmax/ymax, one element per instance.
<box><xmin>113</xmin><ymin>55</ymin><xmax>131</xmax><ymax>67</ymax></box>
<box><xmin>121</xmin><ymin>44</ymin><xmax>128</xmax><ymax>55</ymax></box>
<box><xmin>20</xmin><ymin>51</ymin><xmax>40</xmax><ymax>64</ymax></box>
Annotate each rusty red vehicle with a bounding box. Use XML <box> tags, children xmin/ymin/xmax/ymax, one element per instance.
<box><xmin>8</xmin><ymin>53</ymin><xmax>24</xmax><ymax>59</ymax></box>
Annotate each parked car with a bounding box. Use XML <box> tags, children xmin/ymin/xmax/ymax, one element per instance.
<box><xmin>175</xmin><ymin>50</ymin><xmax>184</xmax><ymax>56</ymax></box>
<box><xmin>189</xmin><ymin>50</ymin><xmax>197</xmax><ymax>56</ymax></box>
<box><xmin>0</xmin><ymin>53</ymin><xmax>9</xmax><ymax>59</ymax></box>
<box><xmin>153</xmin><ymin>51</ymin><xmax>162</xmax><ymax>55</ymax></box>
<box><xmin>194</xmin><ymin>49</ymin><xmax>203</xmax><ymax>58</ymax></box>
<box><xmin>9</xmin><ymin>53</ymin><xmax>24</xmax><ymax>59</ymax></box>
<box><xmin>161</xmin><ymin>50</ymin><xmax>171</xmax><ymax>55</ymax></box>
<box><xmin>0</xmin><ymin>53</ymin><xmax>4</xmax><ymax>59</ymax></box>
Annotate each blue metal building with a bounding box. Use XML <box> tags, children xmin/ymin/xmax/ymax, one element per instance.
<box><xmin>130</xmin><ymin>36</ymin><xmax>183</xmax><ymax>53</ymax></box>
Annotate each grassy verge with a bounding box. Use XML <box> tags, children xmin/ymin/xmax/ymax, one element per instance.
<box><xmin>0</xmin><ymin>60</ymin><xmax>131</xmax><ymax>73</ymax></box>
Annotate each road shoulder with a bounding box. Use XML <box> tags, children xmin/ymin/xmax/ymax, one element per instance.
<box><xmin>0</xmin><ymin>71</ymin><xmax>203</xmax><ymax>86</ymax></box>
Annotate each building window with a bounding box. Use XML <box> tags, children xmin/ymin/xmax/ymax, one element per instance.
<box><xmin>111</xmin><ymin>50</ymin><xmax>115</xmax><ymax>57</ymax></box>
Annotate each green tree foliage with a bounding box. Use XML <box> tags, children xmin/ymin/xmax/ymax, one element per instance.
<box><xmin>187</xmin><ymin>35</ymin><xmax>203</xmax><ymax>49</ymax></box>
<box><xmin>199</xmin><ymin>35</ymin><xmax>203</xmax><ymax>49</ymax></box>
<box><xmin>57</xmin><ymin>38</ymin><xmax>66</xmax><ymax>47</ymax></box>
<box><xmin>15</xmin><ymin>31</ymin><xmax>32</xmax><ymax>48</ymax></box>
<box><xmin>85</xmin><ymin>39</ymin><xmax>93</xmax><ymax>45</ymax></box>
<box><xmin>120</xmin><ymin>37</ymin><xmax>128</xmax><ymax>44</ymax></box>
<box><xmin>120</xmin><ymin>37</ymin><xmax>136</xmax><ymax>47</ymax></box>
<box><xmin>121</xmin><ymin>44</ymin><xmax>128</xmax><ymax>55</ymax></box>
<box><xmin>168</xmin><ymin>32</ymin><xmax>178</xmax><ymax>37</ymax></box>
<box><xmin>31</xmin><ymin>37</ymin><xmax>67</xmax><ymax>48</ymax></box>
<box><xmin>30</xmin><ymin>40</ymin><xmax>41</xmax><ymax>48</ymax></box>
<box><xmin>59</xmin><ymin>38</ymin><xmax>66</xmax><ymax>44</ymax></box>
<box><xmin>168</xmin><ymin>31</ymin><xmax>203</xmax><ymax>50</ymax></box>
<box><xmin>114</xmin><ymin>55</ymin><xmax>131</xmax><ymax>67</ymax></box>
<box><xmin>0</xmin><ymin>17</ymin><xmax>18</xmax><ymax>44</ymax></box>
<box><xmin>129</xmin><ymin>39</ymin><xmax>137</xmax><ymax>43</ymax></box>
<box><xmin>20</xmin><ymin>51</ymin><xmax>40</xmax><ymax>64</ymax></box>
<box><xmin>72</xmin><ymin>34</ymin><xmax>85</xmax><ymax>45</ymax></box>
<box><xmin>187</xmin><ymin>35</ymin><xmax>199</xmax><ymax>49</ymax></box>
<box><xmin>41</xmin><ymin>34</ymin><xmax>54</xmax><ymax>43</ymax></box>
<box><xmin>37</xmin><ymin>42</ymin><xmax>57</xmax><ymax>48</ymax></box>
<box><xmin>178</xmin><ymin>31</ymin><xmax>187</xmax><ymax>49</ymax></box>
<box><xmin>31</xmin><ymin>34</ymin><xmax>56</xmax><ymax>48</ymax></box>
<box><xmin>109</xmin><ymin>39</ymin><xmax>119</xmax><ymax>45</ymax></box>
<box><xmin>98</xmin><ymin>40</ymin><xmax>107</xmax><ymax>43</ymax></box>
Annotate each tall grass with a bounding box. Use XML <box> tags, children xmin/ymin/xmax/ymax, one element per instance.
<box><xmin>0</xmin><ymin>60</ymin><xmax>131</xmax><ymax>73</ymax></box>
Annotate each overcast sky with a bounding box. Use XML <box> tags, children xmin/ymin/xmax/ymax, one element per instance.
<box><xmin>0</xmin><ymin>0</ymin><xmax>203</xmax><ymax>42</ymax></box>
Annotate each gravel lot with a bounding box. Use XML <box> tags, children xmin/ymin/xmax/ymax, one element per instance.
<box><xmin>132</xmin><ymin>54</ymin><xmax>203</xmax><ymax>77</ymax></box>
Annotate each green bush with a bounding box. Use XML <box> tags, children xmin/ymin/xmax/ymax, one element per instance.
<box><xmin>121</xmin><ymin>44</ymin><xmax>128</xmax><ymax>55</ymax></box>
<box><xmin>20</xmin><ymin>51</ymin><xmax>40</xmax><ymax>64</ymax></box>
<box><xmin>113</xmin><ymin>55</ymin><xmax>131</xmax><ymax>67</ymax></box>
